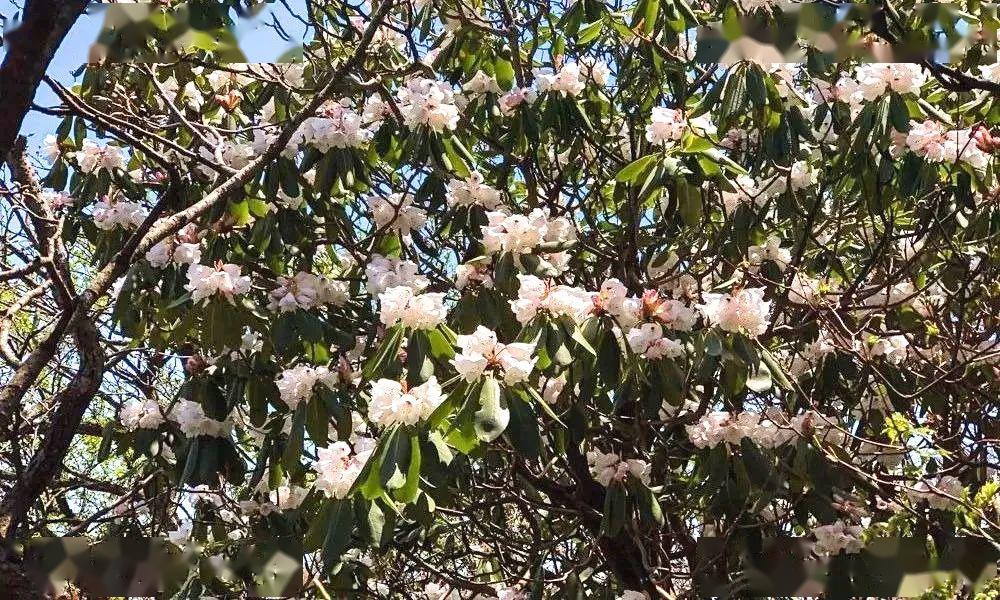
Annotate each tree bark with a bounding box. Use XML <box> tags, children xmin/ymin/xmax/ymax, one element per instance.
<box><xmin>0</xmin><ymin>0</ymin><xmax>90</xmax><ymax>157</ymax></box>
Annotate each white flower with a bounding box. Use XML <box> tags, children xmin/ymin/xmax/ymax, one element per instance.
<box><xmin>626</xmin><ymin>323</ymin><xmax>684</xmax><ymax>360</ymax></box>
<box><xmin>171</xmin><ymin>400</ymin><xmax>232</xmax><ymax>437</ymax></box>
<box><xmin>541</xmin><ymin>374</ymin><xmax>567</xmax><ymax>404</ymax></box>
<box><xmin>184</xmin><ymin>262</ymin><xmax>251</xmax><ymax>305</ymax></box>
<box><xmin>276</xmin><ymin>364</ymin><xmax>339</xmax><ymax>410</ymax></box>
<box><xmin>452</xmin><ymin>326</ymin><xmax>537</xmax><ymax>385</ymax></box>
<box><xmin>74</xmin><ymin>140</ymin><xmax>125</xmax><ymax>174</ymax></box>
<box><xmin>748</xmin><ymin>236</ymin><xmax>791</xmax><ymax>271</ymax></box>
<box><xmin>510</xmin><ymin>275</ymin><xmax>593</xmax><ymax>324</ymax></box>
<box><xmin>378</xmin><ymin>286</ymin><xmax>447</xmax><ymax>330</ymax></box>
<box><xmin>789</xmin><ymin>160</ymin><xmax>817</xmax><ymax>190</ymax></box>
<box><xmin>42</xmin><ymin>190</ymin><xmax>74</xmax><ymax>210</ymax></box>
<box><xmin>534</xmin><ymin>63</ymin><xmax>586</xmax><ymax>97</ymax></box>
<box><xmin>738</xmin><ymin>0</ymin><xmax>778</xmax><ymax>13</ymax></box>
<box><xmin>396</xmin><ymin>78</ymin><xmax>461</xmax><ymax>132</ymax></box>
<box><xmin>593</xmin><ymin>278</ymin><xmax>642</xmax><ymax>328</ymax></box>
<box><xmin>269</xmin><ymin>485</ymin><xmax>309</xmax><ymax>511</ymax></box>
<box><xmin>446</xmin><ymin>172</ymin><xmax>503</xmax><ymax>209</ymax></box>
<box><xmin>119</xmin><ymin>399</ymin><xmax>165</xmax><ymax>430</ymax></box>
<box><xmin>586</xmin><ymin>450</ymin><xmax>650</xmax><ymax>487</ymax></box>
<box><xmin>314</xmin><ymin>438</ymin><xmax>377</xmax><ymax>499</ymax></box>
<box><xmin>721</xmin><ymin>175</ymin><xmax>786</xmax><ymax>211</ymax></box>
<box><xmin>368</xmin><ymin>377</ymin><xmax>444</xmax><ymax>427</ymax></box>
<box><xmin>812</xmin><ymin>520</ymin><xmax>864</xmax><ymax>555</ymax></box>
<box><xmin>268</xmin><ymin>271</ymin><xmax>349</xmax><ymax>312</ymax></box>
<box><xmin>300</xmin><ymin>99</ymin><xmax>373</xmax><ymax>150</ymax></box>
<box><xmin>145</xmin><ymin>225</ymin><xmax>203</xmax><ymax>268</ymax></box>
<box><xmin>455</xmin><ymin>262</ymin><xmax>493</xmax><ymax>290</ymax></box>
<box><xmin>698</xmin><ymin>288</ymin><xmax>772</xmax><ymax>337</ymax></box>
<box><xmin>367</xmin><ymin>193</ymin><xmax>427</xmax><ymax>240</ymax></box>
<box><xmin>855</xmin><ymin>63</ymin><xmax>926</xmax><ymax>101</ymax></box>
<box><xmin>93</xmin><ymin>199</ymin><xmax>147</xmax><ymax>231</ymax></box>
<box><xmin>366</xmin><ymin>254</ymin><xmax>428</xmax><ymax>295</ymax></box>
<box><xmin>685</xmin><ymin>411</ymin><xmax>732</xmax><ymax>449</ymax></box>
<box><xmin>43</xmin><ymin>135</ymin><xmax>62</xmax><ymax>162</ymax></box>
<box><xmin>499</xmin><ymin>87</ymin><xmax>537</xmax><ymax>116</ymax></box>
<box><xmin>979</xmin><ymin>60</ymin><xmax>1000</xmax><ymax>82</ymax></box>
<box><xmin>578</xmin><ymin>57</ymin><xmax>610</xmax><ymax>86</ymax></box>
<box><xmin>646</xmin><ymin>107</ymin><xmax>687</xmax><ymax>146</ymax></box>
<box><xmin>869</xmin><ymin>334</ymin><xmax>909</xmax><ymax>364</ymax></box>
<box><xmin>145</xmin><ymin>240</ymin><xmax>174</xmax><ymax>269</ymax></box>
<box><xmin>463</xmin><ymin>70</ymin><xmax>502</xmax><ymax>96</ymax></box>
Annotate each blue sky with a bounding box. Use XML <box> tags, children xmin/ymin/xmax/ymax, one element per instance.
<box><xmin>1</xmin><ymin>0</ymin><xmax>308</xmax><ymax>154</ymax></box>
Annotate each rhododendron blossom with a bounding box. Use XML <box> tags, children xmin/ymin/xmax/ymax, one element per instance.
<box><xmin>185</xmin><ymin>262</ymin><xmax>252</xmax><ymax>305</ymax></box>
<box><xmin>452</xmin><ymin>326</ymin><xmax>536</xmax><ymax>384</ymax></box>
<box><xmin>698</xmin><ymin>288</ymin><xmax>772</xmax><ymax>337</ymax></box>
<box><xmin>368</xmin><ymin>377</ymin><xmax>444</xmax><ymax>426</ymax></box>
<box><xmin>378</xmin><ymin>286</ymin><xmax>447</xmax><ymax>329</ymax></box>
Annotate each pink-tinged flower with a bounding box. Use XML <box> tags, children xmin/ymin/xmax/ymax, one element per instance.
<box><xmin>451</xmin><ymin>326</ymin><xmax>537</xmax><ymax>385</ymax></box>
<box><xmin>378</xmin><ymin>286</ymin><xmax>447</xmax><ymax>330</ymax></box>
<box><xmin>534</xmin><ymin>62</ymin><xmax>586</xmax><ymax>97</ymax></box>
<box><xmin>184</xmin><ymin>261</ymin><xmax>251</xmax><ymax>305</ymax></box>
<box><xmin>367</xmin><ymin>193</ymin><xmax>427</xmax><ymax>240</ymax></box>
<box><xmin>697</xmin><ymin>288</ymin><xmax>771</xmax><ymax>337</ymax></box>
<box><xmin>367</xmin><ymin>377</ymin><xmax>444</xmax><ymax>427</ymax></box>
<box><xmin>645</xmin><ymin>107</ymin><xmax>687</xmax><ymax>146</ymax></box>
<box><xmin>586</xmin><ymin>450</ymin><xmax>650</xmax><ymax>487</ymax></box>
<box><xmin>314</xmin><ymin>438</ymin><xmax>376</xmax><ymax>499</ymax></box>
<box><xmin>396</xmin><ymin>78</ymin><xmax>460</xmax><ymax>132</ymax></box>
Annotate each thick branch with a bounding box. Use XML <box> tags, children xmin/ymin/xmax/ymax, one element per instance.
<box><xmin>0</xmin><ymin>0</ymin><xmax>90</xmax><ymax>157</ymax></box>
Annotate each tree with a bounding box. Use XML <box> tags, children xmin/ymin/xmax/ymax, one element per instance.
<box><xmin>1</xmin><ymin>0</ymin><xmax>999</xmax><ymax>597</ymax></box>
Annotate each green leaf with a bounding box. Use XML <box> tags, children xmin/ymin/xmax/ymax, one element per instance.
<box><xmin>601</xmin><ymin>483</ymin><xmax>628</xmax><ymax>536</ymax></box>
<box><xmin>395</xmin><ymin>434</ymin><xmax>422</xmax><ymax>503</ymax></box>
<box><xmin>363</xmin><ymin>326</ymin><xmax>404</xmax><ymax>380</ymax></box>
<box><xmin>282</xmin><ymin>404</ymin><xmax>307</xmax><ymax>472</ymax></box>
<box><xmin>577</xmin><ymin>19</ymin><xmax>604</xmax><ymax>44</ymax></box>
<box><xmin>474</xmin><ymin>376</ymin><xmax>509</xmax><ymax>442</ymax></box>
<box><xmin>615</xmin><ymin>154</ymin><xmax>657</xmax><ymax>183</ymax></box>
<box><xmin>505</xmin><ymin>390</ymin><xmax>542</xmax><ymax>460</ymax></box>
<box><xmin>321</xmin><ymin>499</ymin><xmax>354</xmax><ymax>567</ymax></box>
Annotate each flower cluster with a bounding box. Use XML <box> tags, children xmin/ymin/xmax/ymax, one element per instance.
<box><xmin>902</xmin><ymin>120</ymin><xmax>991</xmax><ymax>170</ymax></box>
<box><xmin>685</xmin><ymin>410</ymin><xmax>803</xmax><ymax>449</ymax></box>
<box><xmin>586</xmin><ymin>450</ymin><xmax>651</xmax><ymax>487</ymax></box>
<box><xmin>368</xmin><ymin>377</ymin><xmax>445</xmax><ymax>427</ymax></box>
<box><xmin>446</xmin><ymin>172</ymin><xmax>504</xmax><ymax>209</ymax></box>
<box><xmin>268</xmin><ymin>271</ymin><xmax>349</xmax><ymax>312</ymax></box>
<box><xmin>75</xmin><ymin>140</ymin><xmax>126</xmax><ymax>174</ymax></box>
<box><xmin>185</xmin><ymin>262</ymin><xmax>252</xmax><ymax>305</ymax></box>
<box><xmin>452</xmin><ymin>326</ymin><xmax>536</xmax><ymax>384</ymax></box>
<box><xmin>297</xmin><ymin>99</ymin><xmax>373</xmax><ymax>151</ymax></box>
<box><xmin>811</xmin><ymin>520</ymin><xmax>864</xmax><ymax>555</ymax></box>
<box><xmin>145</xmin><ymin>224</ymin><xmax>202</xmax><ymax>268</ymax></box>
<box><xmin>93</xmin><ymin>199</ymin><xmax>147</xmax><ymax>231</ymax></box>
<box><xmin>365</xmin><ymin>254</ymin><xmax>428</xmax><ymax>295</ymax></box>
<box><xmin>367</xmin><ymin>193</ymin><xmax>427</xmax><ymax>240</ymax></box>
<box><xmin>646</xmin><ymin>107</ymin><xmax>687</xmax><ymax>146</ymax></box>
<box><xmin>378</xmin><ymin>286</ymin><xmax>447</xmax><ymax>329</ymax></box>
<box><xmin>171</xmin><ymin>400</ymin><xmax>233</xmax><ymax>437</ymax></box>
<box><xmin>276</xmin><ymin>364</ymin><xmax>339</xmax><ymax>410</ymax></box>
<box><xmin>697</xmin><ymin>288</ymin><xmax>772</xmax><ymax>337</ymax></box>
<box><xmin>511</xmin><ymin>275</ymin><xmax>593</xmax><ymax>324</ymax></box>
<box><xmin>534</xmin><ymin>63</ymin><xmax>586</xmax><ymax>97</ymax></box>
<box><xmin>314</xmin><ymin>438</ymin><xmax>377</xmax><ymax>499</ymax></box>
<box><xmin>482</xmin><ymin>209</ymin><xmax>576</xmax><ymax>257</ymax></box>
<box><xmin>626</xmin><ymin>323</ymin><xmax>685</xmax><ymax>360</ymax></box>
<box><xmin>396</xmin><ymin>78</ymin><xmax>461</xmax><ymax>132</ymax></box>
<box><xmin>119</xmin><ymin>399</ymin><xmax>165</xmax><ymax>431</ymax></box>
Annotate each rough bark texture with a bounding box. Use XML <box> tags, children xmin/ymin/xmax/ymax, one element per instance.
<box><xmin>0</xmin><ymin>0</ymin><xmax>90</xmax><ymax>157</ymax></box>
